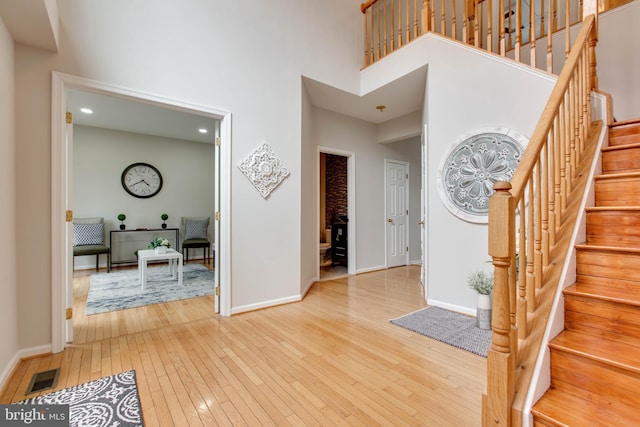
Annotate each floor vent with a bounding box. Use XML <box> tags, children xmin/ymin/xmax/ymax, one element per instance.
<box><xmin>25</xmin><ymin>368</ymin><xmax>60</xmax><ymax>395</ymax></box>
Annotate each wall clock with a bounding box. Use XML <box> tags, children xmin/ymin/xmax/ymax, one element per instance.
<box><xmin>121</xmin><ymin>162</ymin><xmax>163</xmax><ymax>198</ymax></box>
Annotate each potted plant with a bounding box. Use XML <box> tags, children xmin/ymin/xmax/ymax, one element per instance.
<box><xmin>117</xmin><ymin>213</ymin><xmax>126</xmax><ymax>230</ymax></box>
<box><xmin>148</xmin><ymin>237</ymin><xmax>171</xmax><ymax>254</ymax></box>
<box><xmin>467</xmin><ymin>270</ymin><xmax>493</xmax><ymax>330</ymax></box>
<box><xmin>161</xmin><ymin>213</ymin><xmax>169</xmax><ymax>229</ymax></box>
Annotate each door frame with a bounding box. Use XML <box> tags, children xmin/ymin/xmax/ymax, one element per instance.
<box><xmin>51</xmin><ymin>71</ymin><xmax>232</xmax><ymax>353</ymax></box>
<box><xmin>384</xmin><ymin>159</ymin><xmax>410</xmax><ymax>268</ymax></box>
<box><xmin>317</xmin><ymin>146</ymin><xmax>356</xmax><ymax>277</ymax></box>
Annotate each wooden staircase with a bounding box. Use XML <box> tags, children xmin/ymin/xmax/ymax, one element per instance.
<box><xmin>532</xmin><ymin>119</ymin><xmax>640</xmax><ymax>425</ymax></box>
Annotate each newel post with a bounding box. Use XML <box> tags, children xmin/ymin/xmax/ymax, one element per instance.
<box><xmin>483</xmin><ymin>182</ymin><xmax>515</xmax><ymax>426</ymax></box>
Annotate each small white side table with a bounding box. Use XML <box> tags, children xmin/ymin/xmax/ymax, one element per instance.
<box><xmin>137</xmin><ymin>248</ymin><xmax>183</xmax><ymax>290</ymax></box>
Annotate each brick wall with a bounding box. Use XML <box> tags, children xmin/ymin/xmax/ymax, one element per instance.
<box><xmin>325</xmin><ymin>153</ymin><xmax>348</xmax><ymax>229</ymax></box>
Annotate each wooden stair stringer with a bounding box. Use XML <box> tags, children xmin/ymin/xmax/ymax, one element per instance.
<box><xmin>532</xmin><ymin>117</ymin><xmax>640</xmax><ymax>426</ymax></box>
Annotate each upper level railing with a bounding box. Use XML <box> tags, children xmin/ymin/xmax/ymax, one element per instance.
<box><xmin>483</xmin><ymin>13</ymin><xmax>598</xmax><ymax>426</ymax></box>
<box><xmin>361</xmin><ymin>0</ymin><xmax>619</xmax><ymax>71</ymax></box>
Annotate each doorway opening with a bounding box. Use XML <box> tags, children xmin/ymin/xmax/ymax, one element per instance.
<box><xmin>51</xmin><ymin>72</ymin><xmax>231</xmax><ymax>353</ymax></box>
<box><xmin>318</xmin><ymin>147</ymin><xmax>355</xmax><ymax>281</ymax></box>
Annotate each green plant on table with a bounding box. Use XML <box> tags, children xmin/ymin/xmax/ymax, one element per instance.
<box><xmin>148</xmin><ymin>237</ymin><xmax>171</xmax><ymax>249</ymax></box>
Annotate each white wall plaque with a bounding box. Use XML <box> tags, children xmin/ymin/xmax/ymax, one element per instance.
<box><xmin>436</xmin><ymin>127</ymin><xmax>527</xmax><ymax>223</ymax></box>
<box><xmin>238</xmin><ymin>142</ymin><xmax>290</xmax><ymax>198</ymax></box>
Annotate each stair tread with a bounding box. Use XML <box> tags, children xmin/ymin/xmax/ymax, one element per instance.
<box><xmin>533</xmin><ymin>387</ymin><xmax>640</xmax><ymax>425</ymax></box>
<box><xmin>575</xmin><ymin>243</ymin><xmax>640</xmax><ymax>254</ymax></box>
<box><xmin>566</xmin><ymin>280</ymin><xmax>640</xmax><ymax>305</ymax></box>
<box><xmin>601</xmin><ymin>141</ymin><xmax>640</xmax><ymax>152</ymax></box>
<box><xmin>550</xmin><ymin>329</ymin><xmax>640</xmax><ymax>373</ymax></box>
<box><xmin>586</xmin><ymin>206</ymin><xmax>640</xmax><ymax>212</ymax></box>
<box><xmin>611</xmin><ymin>118</ymin><xmax>640</xmax><ymax>128</ymax></box>
<box><xmin>595</xmin><ymin>170</ymin><xmax>640</xmax><ymax>180</ymax></box>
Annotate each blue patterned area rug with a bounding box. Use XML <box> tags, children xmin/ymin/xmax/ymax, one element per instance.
<box><xmin>19</xmin><ymin>370</ymin><xmax>143</xmax><ymax>426</ymax></box>
<box><xmin>86</xmin><ymin>263</ymin><xmax>214</xmax><ymax>315</ymax></box>
<box><xmin>390</xmin><ymin>306</ymin><xmax>492</xmax><ymax>357</ymax></box>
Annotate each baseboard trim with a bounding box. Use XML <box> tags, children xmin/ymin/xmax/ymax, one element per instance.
<box><xmin>231</xmin><ymin>295</ymin><xmax>302</xmax><ymax>315</ymax></box>
<box><xmin>301</xmin><ymin>277</ymin><xmax>317</xmax><ymax>298</ymax></box>
<box><xmin>0</xmin><ymin>344</ymin><xmax>52</xmax><ymax>395</ymax></box>
<box><xmin>356</xmin><ymin>265</ymin><xmax>387</xmax><ymax>274</ymax></box>
<box><xmin>426</xmin><ymin>299</ymin><xmax>476</xmax><ymax>317</ymax></box>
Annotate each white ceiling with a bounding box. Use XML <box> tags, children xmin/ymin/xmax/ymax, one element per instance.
<box><xmin>302</xmin><ymin>66</ymin><xmax>426</xmax><ymax>124</ymax></box>
<box><xmin>69</xmin><ymin>90</ymin><xmax>218</xmax><ymax>144</ymax></box>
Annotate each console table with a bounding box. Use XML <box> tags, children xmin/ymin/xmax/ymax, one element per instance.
<box><xmin>110</xmin><ymin>228</ymin><xmax>179</xmax><ymax>267</ymax></box>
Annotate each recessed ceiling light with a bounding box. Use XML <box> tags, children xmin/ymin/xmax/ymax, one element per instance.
<box><xmin>198</xmin><ymin>128</ymin><xmax>208</xmax><ymax>134</ymax></box>
<box><xmin>80</xmin><ymin>108</ymin><xmax>93</xmax><ymax>114</ymax></box>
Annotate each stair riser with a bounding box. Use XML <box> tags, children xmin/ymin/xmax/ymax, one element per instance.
<box><xmin>609</xmin><ymin>133</ymin><xmax>640</xmax><ymax>146</ymax></box>
<box><xmin>565</xmin><ymin>296</ymin><xmax>640</xmax><ymax>339</ymax></box>
<box><xmin>602</xmin><ymin>147</ymin><xmax>640</xmax><ymax>174</ymax></box>
<box><xmin>595</xmin><ymin>177</ymin><xmax>640</xmax><ymax>206</ymax></box>
<box><xmin>576</xmin><ymin>249</ymin><xmax>640</xmax><ymax>282</ymax></box>
<box><xmin>549</xmin><ymin>350</ymin><xmax>640</xmax><ymax>409</ymax></box>
<box><xmin>610</xmin><ymin>123</ymin><xmax>640</xmax><ymax>140</ymax></box>
<box><xmin>586</xmin><ymin>211</ymin><xmax>640</xmax><ymax>247</ymax></box>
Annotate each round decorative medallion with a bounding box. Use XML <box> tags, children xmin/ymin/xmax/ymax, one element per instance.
<box><xmin>436</xmin><ymin>127</ymin><xmax>527</xmax><ymax>223</ymax></box>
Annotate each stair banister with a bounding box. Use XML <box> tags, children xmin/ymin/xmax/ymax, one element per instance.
<box><xmin>483</xmin><ymin>12</ymin><xmax>598</xmax><ymax>426</ymax></box>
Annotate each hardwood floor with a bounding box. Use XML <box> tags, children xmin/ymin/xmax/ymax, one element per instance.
<box><xmin>1</xmin><ymin>265</ymin><xmax>487</xmax><ymax>426</ymax></box>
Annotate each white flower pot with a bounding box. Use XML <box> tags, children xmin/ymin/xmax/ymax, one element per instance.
<box><xmin>477</xmin><ymin>293</ymin><xmax>492</xmax><ymax>330</ymax></box>
<box><xmin>155</xmin><ymin>246</ymin><xmax>167</xmax><ymax>254</ymax></box>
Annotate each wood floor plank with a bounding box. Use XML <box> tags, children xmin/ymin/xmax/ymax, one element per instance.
<box><xmin>1</xmin><ymin>265</ymin><xmax>486</xmax><ymax>426</ymax></box>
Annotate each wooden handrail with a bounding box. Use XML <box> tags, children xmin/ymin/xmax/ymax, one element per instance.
<box><xmin>361</xmin><ymin>0</ymin><xmax>378</xmax><ymax>13</ymax></box>
<box><xmin>483</xmin><ymin>14</ymin><xmax>598</xmax><ymax>426</ymax></box>
<box><xmin>361</xmin><ymin>0</ymin><xmax>594</xmax><ymax>70</ymax></box>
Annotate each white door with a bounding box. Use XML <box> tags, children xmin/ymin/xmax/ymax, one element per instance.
<box><xmin>65</xmin><ymin>94</ymin><xmax>74</xmax><ymax>342</ymax></box>
<box><xmin>385</xmin><ymin>160</ymin><xmax>409</xmax><ymax>268</ymax></box>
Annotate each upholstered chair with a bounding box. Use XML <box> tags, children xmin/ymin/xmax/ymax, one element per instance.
<box><xmin>73</xmin><ymin>217</ymin><xmax>110</xmax><ymax>272</ymax></box>
<box><xmin>181</xmin><ymin>217</ymin><xmax>211</xmax><ymax>263</ymax></box>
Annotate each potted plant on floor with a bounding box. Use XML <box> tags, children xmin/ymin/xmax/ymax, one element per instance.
<box><xmin>161</xmin><ymin>213</ymin><xmax>168</xmax><ymax>229</ymax></box>
<box><xmin>117</xmin><ymin>213</ymin><xmax>126</xmax><ymax>230</ymax></box>
<box><xmin>467</xmin><ymin>270</ymin><xmax>493</xmax><ymax>330</ymax></box>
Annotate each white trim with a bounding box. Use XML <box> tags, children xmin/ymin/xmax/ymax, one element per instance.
<box><xmin>521</xmin><ymin>92</ymin><xmax>609</xmax><ymax>427</ymax></box>
<box><xmin>384</xmin><ymin>158</ymin><xmax>410</xmax><ymax>267</ymax></box>
<box><xmin>0</xmin><ymin>345</ymin><xmax>53</xmax><ymax>392</ymax></box>
<box><xmin>231</xmin><ymin>295</ymin><xmax>302</xmax><ymax>315</ymax></box>
<box><xmin>51</xmin><ymin>71</ymin><xmax>232</xmax><ymax>353</ymax></box>
<box><xmin>301</xmin><ymin>277</ymin><xmax>317</xmax><ymax>298</ymax></box>
<box><xmin>317</xmin><ymin>146</ymin><xmax>357</xmax><ymax>276</ymax></box>
<box><xmin>426</xmin><ymin>298</ymin><xmax>476</xmax><ymax>317</ymax></box>
<box><xmin>355</xmin><ymin>265</ymin><xmax>387</xmax><ymax>274</ymax></box>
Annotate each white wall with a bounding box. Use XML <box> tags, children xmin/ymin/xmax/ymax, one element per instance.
<box><xmin>300</xmin><ymin>82</ymin><xmax>317</xmax><ymax>293</ymax></box>
<box><xmin>311</xmin><ymin>108</ymin><xmax>422</xmax><ymax>271</ymax></box>
<box><xmin>0</xmin><ymin>14</ymin><xmax>18</xmax><ymax>387</ymax></box>
<box><xmin>360</xmin><ymin>34</ymin><xmax>555</xmax><ymax>313</ymax></box>
<box><xmin>515</xmin><ymin>1</ymin><xmax>640</xmax><ymax>121</ymax></box>
<box><xmin>73</xmin><ymin>125</ymin><xmax>215</xmax><ymax>268</ymax></box>
<box><xmin>13</xmin><ymin>0</ymin><xmax>364</xmax><ymax>348</ymax></box>
<box><xmin>425</xmin><ymin>39</ymin><xmax>555</xmax><ymax>313</ymax></box>
<box><xmin>597</xmin><ymin>1</ymin><xmax>640</xmax><ymax>121</ymax></box>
